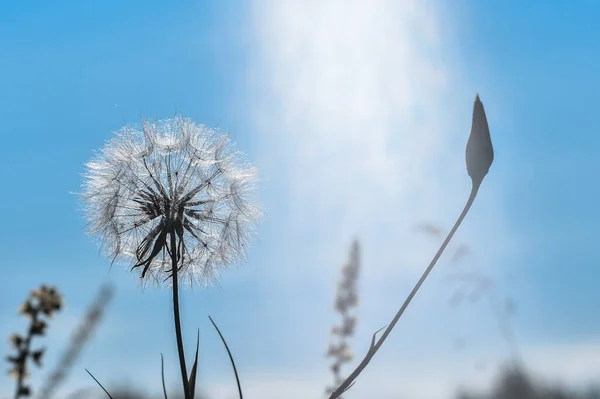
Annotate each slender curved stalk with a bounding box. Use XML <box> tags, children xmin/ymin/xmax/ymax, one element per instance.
<box><xmin>171</xmin><ymin>232</ymin><xmax>190</xmax><ymax>399</ymax></box>
<box><xmin>161</xmin><ymin>353</ymin><xmax>169</xmax><ymax>399</ymax></box>
<box><xmin>209</xmin><ymin>316</ymin><xmax>243</xmax><ymax>399</ymax></box>
<box><xmin>85</xmin><ymin>369</ymin><xmax>113</xmax><ymax>399</ymax></box>
<box><xmin>329</xmin><ymin>182</ymin><xmax>481</xmax><ymax>399</ymax></box>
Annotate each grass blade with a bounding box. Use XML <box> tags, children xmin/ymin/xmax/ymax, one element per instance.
<box><xmin>161</xmin><ymin>353</ymin><xmax>168</xmax><ymax>399</ymax></box>
<box><xmin>188</xmin><ymin>329</ymin><xmax>200</xmax><ymax>398</ymax></box>
<box><xmin>209</xmin><ymin>316</ymin><xmax>243</xmax><ymax>399</ymax></box>
<box><xmin>85</xmin><ymin>369</ymin><xmax>113</xmax><ymax>399</ymax></box>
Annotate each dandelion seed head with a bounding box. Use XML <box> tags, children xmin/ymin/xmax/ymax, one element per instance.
<box><xmin>81</xmin><ymin>116</ymin><xmax>261</xmax><ymax>288</ymax></box>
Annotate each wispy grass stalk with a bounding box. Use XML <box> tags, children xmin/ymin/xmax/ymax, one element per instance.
<box><xmin>38</xmin><ymin>283</ymin><xmax>114</xmax><ymax>399</ymax></box>
<box><xmin>325</xmin><ymin>240</ymin><xmax>360</xmax><ymax>398</ymax></box>
<box><xmin>5</xmin><ymin>285</ymin><xmax>63</xmax><ymax>399</ymax></box>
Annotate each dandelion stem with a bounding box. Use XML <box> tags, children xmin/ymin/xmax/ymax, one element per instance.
<box><xmin>328</xmin><ymin>183</ymin><xmax>480</xmax><ymax>399</ymax></box>
<box><xmin>171</xmin><ymin>231</ymin><xmax>190</xmax><ymax>399</ymax></box>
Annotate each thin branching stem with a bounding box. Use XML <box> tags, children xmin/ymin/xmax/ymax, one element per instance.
<box><xmin>171</xmin><ymin>232</ymin><xmax>190</xmax><ymax>399</ymax></box>
<box><xmin>209</xmin><ymin>315</ymin><xmax>243</xmax><ymax>399</ymax></box>
<box><xmin>329</xmin><ymin>182</ymin><xmax>480</xmax><ymax>399</ymax></box>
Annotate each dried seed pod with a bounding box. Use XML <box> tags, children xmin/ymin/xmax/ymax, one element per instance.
<box><xmin>31</xmin><ymin>320</ymin><xmax>47</xmax><ymax>336</ymax></box>
<box><xmin>18</xmin><ymin>301</ymin><xmax>36</xmax><ymax>318</ymax></box>
<box><xmin>9</xmin><ymin>334</ymin><xmax>24</xmax><ymax>349</ymax></box>
<box><xmin>31</xmin><ymin>348</ymin><xmax>45</xmax><ymax>367</ymax></box>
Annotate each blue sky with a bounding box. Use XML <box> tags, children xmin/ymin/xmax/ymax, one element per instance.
<box><xmin>1</xmin><ymin>1</ymin><xmax>599</xmax><ymax>398</ymax></box>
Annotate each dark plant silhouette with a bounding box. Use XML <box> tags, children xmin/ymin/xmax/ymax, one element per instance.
<box><xmin>81</xmin><ymin>117</ymin><xmax>261</xmax><ymax>398</ymax></box>
<box><xmin>5</xmin><ymin>285</ymin><xmax>63</xmax><ymax>399</ymax></box>
<box><xmin>329</xmin><ymin>94</ymin><xmax>494</xmax><ymax>398</ymax></box>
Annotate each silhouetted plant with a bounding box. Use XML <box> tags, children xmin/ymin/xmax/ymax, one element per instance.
<box><xmin>329</xmin><ymin>94</ymin><xmax>494</xmax><ymax>398</ymax></box>
<box><xmin>325</xmin><ymin>240</ymin><xmax>360</xmax><ymax>397</ymax></box>
<box><xmin>5</xmin><ymin>285</ymin><xmax>63</xmax><ymax>399</ymax></box>
<box><xmin>81</xmin><ymin>116</ymin><xmax>260</xmax><ymax>398</ymax></box>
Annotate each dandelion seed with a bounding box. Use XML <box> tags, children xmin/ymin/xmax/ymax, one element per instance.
<box><xmin>81</xmin><ymin>116</ymin><xmax>261</xmax><ymax>287</ymax></box>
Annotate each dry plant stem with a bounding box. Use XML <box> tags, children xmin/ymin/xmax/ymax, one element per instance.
<box><xmin>329</xmin><ymin>183</ymin><xmax>480</xmax><ymax>399</ymax></box>
<box><xmin>171</xmin><ymin>232</ymin><xmax>190</xmax><ymax>399</ymax></box>
<box><xmin>14</xmin><ymin>310</ymin><xmax>39</xmax><ymax>399</ymax></box>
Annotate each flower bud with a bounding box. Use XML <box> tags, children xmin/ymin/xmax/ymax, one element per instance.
<box><xmin>466</xmin><ymin>94</ymin><xmax>494</xmax><ymax>187</ymax></box>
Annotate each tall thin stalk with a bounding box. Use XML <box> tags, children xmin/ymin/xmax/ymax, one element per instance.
<box><xmin>329</xmin><ymin>94</ymin><xmax>494</xmax><ymax>398</ymax></box>
<box><xmin>328</xmin><ymin>183</ymin><xmax>480</xmax><ymax>399</ymax></box>
<box><xmin>171</xmin><ymin>231</ymin><xmax>190</xmax><ymax>399</ymax></box>
<box><xmin>6</xmin><ymin>286</ymin><xmax>62</xmax><ymax>399</ymax></box>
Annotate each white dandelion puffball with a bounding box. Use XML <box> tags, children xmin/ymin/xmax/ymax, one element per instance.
<box><xmin>81</xmin><ymin>117</ymin><xmax>261</xmax><ymax>287</ymax></box>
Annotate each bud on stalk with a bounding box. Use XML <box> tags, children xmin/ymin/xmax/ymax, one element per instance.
<box><xmin>466</xmin><ymin>94</ymin><xmax>494</xmax><ymax>189</ymax></box>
